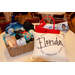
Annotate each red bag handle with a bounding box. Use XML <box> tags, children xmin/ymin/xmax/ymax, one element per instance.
<box><xmin>35</xmin><ymin>16</ymin><xmax>60</xmax><ymax>34</ymax></box>
<box><xmin>40</xmin><ymin>16</ymin><xmax>55</xmax><ymax>30</ymax></box>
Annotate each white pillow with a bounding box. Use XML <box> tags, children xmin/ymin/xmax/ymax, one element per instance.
<box><xmin>30</xmin><ymin>32</ymin><xmax>69</xmax><ymax>62</ymax></box>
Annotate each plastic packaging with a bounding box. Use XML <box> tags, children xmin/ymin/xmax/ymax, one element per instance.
<box><xmin>3</xmin><ymin>34</ymin><xmax>11</xmax><ymax>45</ymax></box>
<box><xmin>43</xmin><ymin>21</ymin><xmax>69</xmax><ymax>31</ymax></box>
<box><xmin>16</xmin><ymin>37</ymin><xmax>26</xmax><ymax>46</ymax></box>
<box><xmin>5</xmin><ymin>22</ymin><xmax>24</xmax><ymax>34</ymax></box>
<box><xmin>22</xmin><ymin>32</ymin><xmax>32</xmax><ymax>41</ymax></box>
<box><xmin>5</xmin><ymin>35</ymin><xmax>17</xmax><ymax>47</ymax></box>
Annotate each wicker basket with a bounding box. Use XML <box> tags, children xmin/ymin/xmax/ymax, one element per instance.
<box><xmin>5</xmin><ymin>41</ymin><xmax>34</xmax><ymax>57</ymax></box>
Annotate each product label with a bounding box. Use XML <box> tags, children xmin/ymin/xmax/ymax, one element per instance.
<box><xmin>6</xmin><ymin>35</ymin><xmax>17</xmax><ymax>47</ymax></box>
<box><xmin>17</xmin><ymin>37</ymin><xmax>26</xmax><ymax>46</ymax></box>
<box><xmin>8</xmin><ymin>28</ymin><xmax>14</xmax><ymax>34</ymax></box>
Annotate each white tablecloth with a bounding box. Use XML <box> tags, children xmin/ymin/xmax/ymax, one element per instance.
<box><xmin>38</xmin><ymin>12</ymin><xmax>65</xmax><ymax>15</ymax></box>
<box><xmin>0</xmin><ymin>23</ymin><xmax>75</xmax><ymax>62</ymax></box>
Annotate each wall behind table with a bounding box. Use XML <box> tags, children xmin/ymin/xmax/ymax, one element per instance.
<box><xmin>3</xmin><ymin>12</ymin><xmax>13</xmax><ymax>21</ymax></box>
<box><xmin>0</xmin><ymin>21</ymin><xmax>11</xmax><ymax>32</ymax></box>
<box><xmin>0</xmin><ymin>12</ymin><xmax>13</xmax><ymax>33</ymax></box>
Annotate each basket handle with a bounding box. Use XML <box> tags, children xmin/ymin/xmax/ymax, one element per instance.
<box><xmin>40</xmin><ymin>16</ymin><xmax>55</xmax><ymax>30</ymax></box>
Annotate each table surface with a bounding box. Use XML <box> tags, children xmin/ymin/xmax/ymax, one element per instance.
<box><xmin>38</xmin><ymin>12</ymin><xmax>65</xmax><ymax>15</ymax></box>
<box><xmin>0</xmin><ymin>23</ymin><xmax>75</xmax><ymax>62</ymax></box>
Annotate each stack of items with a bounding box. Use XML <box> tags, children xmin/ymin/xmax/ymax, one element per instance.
<box><xmin>3</xmin><ymin>29</ymin><xmax>34</xmax><ymax>47</ymax></box>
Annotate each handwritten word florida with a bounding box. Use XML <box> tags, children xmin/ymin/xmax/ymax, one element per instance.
<box><xmin>37</xmin><ymin>37</ymin><xmax>64</xmax><ymax>49</ymax></box>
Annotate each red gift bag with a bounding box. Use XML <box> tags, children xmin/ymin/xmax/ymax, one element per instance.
<box><xmin>35</xmin><ymin>16</ymin><xmax>60</xmax><ymax>34</ymax></box>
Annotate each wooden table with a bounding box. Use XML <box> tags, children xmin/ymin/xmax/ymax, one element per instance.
<box><xmin>0</xmin><ymin>26</ymin><xmax>2</xmax><ymax>34</ymax></box>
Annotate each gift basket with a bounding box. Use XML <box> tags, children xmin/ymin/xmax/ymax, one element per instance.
<box><xmin>3</xmin><ymin>14</ymin><xmax>34</xmax><ymax>57</ymax></box>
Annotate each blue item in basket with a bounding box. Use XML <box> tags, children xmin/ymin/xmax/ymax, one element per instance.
<box><xmin>24</xmin><ymin>32</ymin><xmax>32</xmax><ymax>41</ymax></box>
<box><xmin>5</xmin><ymin>22</ymin><xmax>23</xmax><ymax>33</ymax></box>
<box><xmin>5</xmin><ymin>13</ymin><xmax>24</xmax><ymax>34</ymax></box>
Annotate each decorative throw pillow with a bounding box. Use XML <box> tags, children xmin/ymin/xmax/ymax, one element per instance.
<box><xmin>30</xmin><ymin>32</ymin><xmax>69</xmax><ymax>62</ymax></box>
